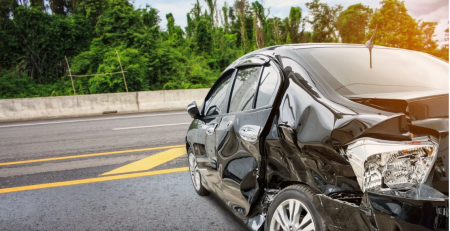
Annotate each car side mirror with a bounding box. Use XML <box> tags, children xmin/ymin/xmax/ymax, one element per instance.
<box><xmin>187</xmin><ymin>101</ymin><xmax>200</xmax><ymax>119</ymax></box>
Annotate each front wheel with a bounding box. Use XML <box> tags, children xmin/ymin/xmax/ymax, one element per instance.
<box><xmin>265</xmin><ymin>185</ymin><xmax>326</xmax><ymax>231</ymax></box>
<box><xmin>188</xmin><ymin>150</ymin><xmax>209</xmax><ymax>196</ymax></box>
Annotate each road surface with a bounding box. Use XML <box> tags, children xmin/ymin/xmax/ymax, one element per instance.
<box><xmin>0</xmin><ymin>111</ymin><xmax>247</xmax><ymax>230</ymax></box>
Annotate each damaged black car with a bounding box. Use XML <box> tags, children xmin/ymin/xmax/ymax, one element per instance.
<box><xmin>185</xmin><ymin>43</ymin><xmax>449</xmax><ymax>231</ymax></box>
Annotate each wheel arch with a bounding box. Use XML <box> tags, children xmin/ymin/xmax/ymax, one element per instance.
<box><xmin>278</xmin><ymin>181</ymin><xmax>321</xmax><ymax>194</ymax></box>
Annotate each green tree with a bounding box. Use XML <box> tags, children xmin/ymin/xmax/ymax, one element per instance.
<box><xmin>281</xmin><ymin>6</ymin><xmax>309</xmax><ymax>44</ymax></box>
<box><xmin>336</xmin><ymin>3</ymin><xmax>372</xmax><ymax>44</ymax></box>
<box><xmin>267</xmin><ymin>16</ymin><xmax>282</xmax><ymax>45</ymax></box>
<box><xmin>367</xmin><ymin>0</ymin><xmax>423</xmax><ymax>50</ymax></box>
<box><xmin>90</xmin><ymin>48</ymin><xmax>149</xmax><ymax>93</ymax></box>
<box><xmin>30</xmin><ymin>0</ymin><xmax>45</xmax><ymax>10</ymax></box>
<box><xmin>419</xmin><ymin>21</ymin><xmax>438</xmax><ymax>52</ymax></box>
<box><xmin>234</xmin><ymin>0</ymin><xmax>247</xmax><ymax>53</ymax></box>
<box><xmin>186</xmin><ymin>12</ymin><xmax>194</xmax><ymax>39</ymax></box>
<box><xmin>288</xmin><ymin>7</ymin><xmax>301</xmax><ymax>43</ymax></box>
<box><xmin>195</xmin><ymin>18</ymin><xmax>213</xmax><ymax>54</ymax></box>
<box><xmin>165</xmin><ymin>13</ymin><xmax>185</xmax><ymax>46</ymax></box>
<box><xmin>428</xmin><ymin>27</ymin><xmax>448</xmax><ymax>61</ymax></box>
<box><xmin>305</xmin><ymin>0</ymin><xmax>343</xmax><ymax>42</ymax></box>
<box><xmin>77</xmin><ymin>0</ymin><xmax>107</xmax><ymax>23</ymax></box>
<box><xmin>222</xmin><ymin>3</ymin><xmax>229</xmax><ymax>33</ymax></box>
<box><xmin>94</xmin><ymin>0</ymin><xmax>142</xmax><ymax>47</ymax></box>
<box><xmin>0</xmin><ymin>0</ymin><xmax>15</xmax><ymax>29</ymax></box>
<box><xmin>49</xmin><ymin>0</ymin><xmax>67</xmax><ymax>15</ymax></box>
<box><xmin>0</xmin><ymin>6</ymin><xmax>92</xmax><ymax>83</ymax></box>
<box><xmin>252</xmin><ymin>1</ymin><xmax>268</xmax><ymax>48</ymax></box>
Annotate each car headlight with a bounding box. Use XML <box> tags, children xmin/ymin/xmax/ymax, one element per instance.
<box><xmin>346</xmin><ymin>137</ymin><xmax>438</xmax><ymax>192</ymax></box>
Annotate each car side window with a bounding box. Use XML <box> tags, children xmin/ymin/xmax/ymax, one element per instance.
<box><xmin>204</xmin><ymin>72</ymin><xmax>233</xmax><ymax>116</ymax></box>
<box><xmin>255</xmin><ymin>64</ymin><xmax>279</xmax><ymax>108</ymax></box>
<box><xmin>229</xmin><ymin>66</ymin><xmax>262</xmax><ymax>113</ymax></box>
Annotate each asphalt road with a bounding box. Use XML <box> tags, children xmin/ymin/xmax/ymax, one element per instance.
<box><xmin>0</xmin><ymin>111</ymin><xmax>247</xmax><ymax>230</ymax></box>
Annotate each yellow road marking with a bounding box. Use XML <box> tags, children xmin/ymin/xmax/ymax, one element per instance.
<box><xmin>0</xmin><ymin>145</ymin><xmax>185</xmax><ymax>166</ymax></box>
<box><xmin>0</xmin><ymin>167</ymin><xmax>189</xmax><ymax>194</ymax></box>
<box><xmin>101</xmin><ymin>147</ymin><xmax>186</xmax><ymax>176</ymax></box>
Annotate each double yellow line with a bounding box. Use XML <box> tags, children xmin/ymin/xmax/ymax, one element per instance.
<box><xmin>0</xmin><ymin>144</ymin><xmax>189</xmax><ymax>194</ymax></box>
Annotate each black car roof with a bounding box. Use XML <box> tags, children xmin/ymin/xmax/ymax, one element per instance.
<box><xmin>226</xmin><ymin>43</ymin><xmax>442</xmax><ymax>73</ymax></box>
<box><xmin>247</xmin><ymin>43</ymin><xmax>421</xmax><ymax>57</ymax></box>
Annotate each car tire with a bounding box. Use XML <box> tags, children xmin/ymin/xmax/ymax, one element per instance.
<box><xmin>265</xmin><ymin>184</ymin><xmax>326</xmax><ymax>231</ymax></box>
<box><xmin>188</xmin><ymin>148</ymin><xmax>209</xmax><ymax>196</ymax></box>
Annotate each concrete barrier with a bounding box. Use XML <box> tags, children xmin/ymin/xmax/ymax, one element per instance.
<box><xmin>138</xmin><ymin>89</ymin><xmax>209</xmax><ymax>111</ymax></box>
<box><xmin>0</xmin><ymin>89</ymin><xmax>210</xmax><ymax>122</ymax></box>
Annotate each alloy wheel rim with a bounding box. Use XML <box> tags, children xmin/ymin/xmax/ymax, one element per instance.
<box><xmin>270</xmin><ymin>199</ymin><xmax>315</xmax><ymax>231</ymax></box>
<box><xmin>188</xmin><ymin>153</ymin><xmax>201</xmax><ymax>191</ymax></box>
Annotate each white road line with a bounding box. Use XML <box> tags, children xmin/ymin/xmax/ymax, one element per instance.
<box><xmin>0</xmin><ymin>112</ymin><xmax>186</xmax><ymax>128</ymax></box>
<box><xmin>113</xmin><ymin>123</ymin><xmax>191</xmax><ymax>131</ymax></box>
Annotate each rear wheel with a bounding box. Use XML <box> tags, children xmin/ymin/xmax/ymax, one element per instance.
<box><xmin>188</xmin><ymin>150</ymin><xmax>209</xmax><ymax>196</ymax></box>
<box><xmin>265</xmin><ymin>185</ymin><xmax>326</xmax><ymax>231</ymax></box>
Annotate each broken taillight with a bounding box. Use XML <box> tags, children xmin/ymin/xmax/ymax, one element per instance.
<box><xmin>346</xmin><ymin>138</ymin><xmax>438</xmax><ymax>192</ymax></box>
<box><xmin>364</xmin><ymin>146</ymin><xmax>436</xmax><ymax>191</ymax></box>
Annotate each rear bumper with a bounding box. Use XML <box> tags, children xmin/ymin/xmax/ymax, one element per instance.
<box><xmin>314</xmin><ymin>191</ymin><xmax>449</xmax><ymax>231</ymax></box>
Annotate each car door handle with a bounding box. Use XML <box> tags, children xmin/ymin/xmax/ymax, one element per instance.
<box><xmin>205</xmin><ymin>124</ymin><xmax>217</xmax><ymax>136</ymax></box>
<box><xmin>239</xmin><ymin>125</ymin><xmax>261</xmax><ymax>142</ymax></box>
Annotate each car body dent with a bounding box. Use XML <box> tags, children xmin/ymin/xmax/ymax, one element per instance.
<box><xmin>186</xmin><ymin>44</ymin><xmax>449</xmax><ymax>231</ymax></box>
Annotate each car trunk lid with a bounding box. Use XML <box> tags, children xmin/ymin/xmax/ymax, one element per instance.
<box><xmin>346</xmin><ymin>90</ymin><xmax>449</xmax><ymax>123</ymax></box>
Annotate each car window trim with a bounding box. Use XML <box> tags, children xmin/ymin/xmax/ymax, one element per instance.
<box><xmin>228</xmin><ymin>66</ymin><xmax>264</xmax><ymax>113</ymax></box>
<box><xmin>253</xmin><ymin>66</ymin><xmax>266</xmax><ymax>109</ymax></box>
<box><xmin>202</xmin><ymin>69</ymin><xmax>237</xmax><ymax>116</ymax></box>
<box><xmin>235</xmin><ymin>56</ymin><xmax>270</xmax><ymax>68</ymax></box>
<box><xmin>255</xmin><ymin>61</ymin><xmax>281</xmax><ymax>109</ymax></box>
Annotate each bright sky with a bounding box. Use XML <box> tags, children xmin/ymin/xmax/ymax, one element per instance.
<box><xmin>133</xmin><ymin>0</ymin><xmax>449</xmax><ymax>46</ymax></box>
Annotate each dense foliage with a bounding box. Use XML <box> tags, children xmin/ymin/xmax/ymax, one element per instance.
<box><xmin>0</xmin><ymin>0</ymin><xmax>448</xmax><ymax>98</ymax></box>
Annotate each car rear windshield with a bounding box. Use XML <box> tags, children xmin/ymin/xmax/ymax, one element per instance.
<box><xmin>295</xmin><ymin>47</ymin><xmax>449</xmax><ymax>96</ymax></box>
